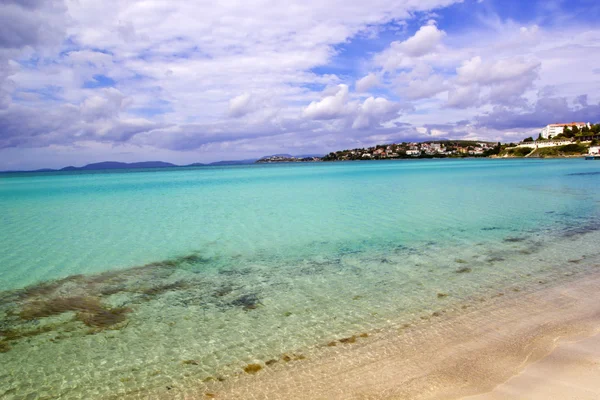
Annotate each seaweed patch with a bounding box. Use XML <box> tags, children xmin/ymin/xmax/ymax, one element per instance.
<box><xmin>503</xmin><ymin>237</ymin><xmax>526</xmax><ymax>243</ymax></box>
<box><xmin>19</xmin><ymin>296</ymin><xmax>131</xmax><ymax>329</ymax></box>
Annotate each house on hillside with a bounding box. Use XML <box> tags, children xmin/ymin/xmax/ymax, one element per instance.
<box><xmin>540</xmin><ymin>122</ymin><xmax>590</xmax><ymax>139</ymax></box>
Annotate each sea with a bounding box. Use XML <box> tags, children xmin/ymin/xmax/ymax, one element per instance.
<box><xmin>1</xmin><ymin>158</ymin><xmax>600</xmax><ymax>399</ymax></box>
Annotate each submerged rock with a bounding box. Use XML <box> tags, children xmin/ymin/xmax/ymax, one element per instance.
<box><xmin>0</xmin><ymin>340</ymin><xmax>10</xmax><ymax>353</ymax></box>
<box><xmin>213</xmin><ymin>286</ymin><xmax>233</xmax><ymax>297</ymax></box>
<box><xmin>231</xmin><ymin>294</ymin><xmax>261</xmax><ymax>310</ymax></box>
<box><xmin>339</xmin><ymin>336</ymin><xmax>356</xmax><ymax>344</ymax></box>
<box><xmin>243</xmin><ymin>363</ymin><xmax>262</xmax><ymax>374</ymax></box>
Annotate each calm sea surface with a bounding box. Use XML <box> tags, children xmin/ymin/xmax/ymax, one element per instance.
<box><xmin>1</xmin><ymin>159</ymin><xmax>600</xmax><ymax>398</ymax></box>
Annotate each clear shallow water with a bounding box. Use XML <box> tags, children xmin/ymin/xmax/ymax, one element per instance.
<box><xmin>1</xmin><ymin>159</ymin><xmax>600</xmax><ymax>399</ymax></box>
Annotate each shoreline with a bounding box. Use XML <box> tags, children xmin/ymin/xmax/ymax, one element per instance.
<box><xmin>4</xmin><ymin>243</ymin><xmax>600</xmax><ymax>399</ymax></box>
<box><xmin>188</xmin><ymin>269</ymin><xmax>600</xmax><ymax>400</ymax></box>
<box><xmin>466</xmin><ymin>331</ymin><xmax>600</xmax><ymax>400</ymax></box>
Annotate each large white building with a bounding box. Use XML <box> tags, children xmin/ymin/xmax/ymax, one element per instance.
<box><xmin>540</xmin><ymin>122</ymin><xmax>590</xmax><ymax>139</ymax></box>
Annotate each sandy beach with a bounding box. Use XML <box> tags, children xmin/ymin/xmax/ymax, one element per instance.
<box><xmin>467</xmin><ymin>332</ymin><xmax>600</xmax><ymax>400</ymax></box>
<box><xmin>186</xmin><ymin>270</ymin><xmax>600</xmax><ymax>400</ymax></box>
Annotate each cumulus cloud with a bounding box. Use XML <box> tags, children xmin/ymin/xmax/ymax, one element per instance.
<box><xmin>455</xmin><ymin>56</ymin><xmax>540</xmax><ymax>87</ymax></box>
<box><xmin>1</xmin><ymin>0</ymin><xmax>600</xmax><ymax>168</ymax></box>
<box><xmin>352</xmin><ymin>96</ymin><xmax>403</xmax><ymax>129</ymax></box>
<box><xmin>447</xmin><ymin>85</ymin><xmax>480</xmax><ymax>108</ymax></box>
<box><xmin>355</xmin><ymin>73</ymin><xmax>379</xmax><ymax>93</ymax></box>
<box><xmin>0</xmin><ymin>0</ymin><xmax>68</xmax><ymax>111</ymax></box>
<box><xmin>404</xmin><ymin>75</ymin><xmax>447</xmax><ymax>100</ymax></box>
<box><xmin>446</xmin><ymin>56</ymin><xmax>541</xmax><ymax>108</ymax></box>
<box><xmin>303</xmin><ymin>84</ymin><xmax>405</xmax><ymax>129</ymax></box>
<box><xmin>475</xmin><ymin>95</ymin><xmax>600</xmax><ymax>130</ymax></box>
<box><xmin>375</xmin><ymin>22</ymin><xmax>446</xmax><ymax>71</ymax></box>
<box><xmin>0</xmin><ymin>0</ymin><xmax>67</xmax><ymax>49</ymax></box>
<box><xmin>1</xmin><ymin>0</ymin><xmax>471</xmax><ymax>163</ymax></box>
<box><xmin>303</xmin><ymin>84</ymin><xmax>350</xmax><ymax>120</ymax></box>
<box><xmin>81</xmin><ymin>88</ymin><xmax>131</xmax><ymax>122</ymax></box>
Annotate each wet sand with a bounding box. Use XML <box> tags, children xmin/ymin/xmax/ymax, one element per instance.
<box><xmin>466</xmin><ymin>332</ymin><xmax>600</xmax><ymax>400</ymax></box>
<box><xmin>193</xmin><ymin>270</ymin><xmax>600</xmax><ymax>400</ymax></box>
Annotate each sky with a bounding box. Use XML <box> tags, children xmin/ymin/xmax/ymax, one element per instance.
<box><xmin>1</xmin><ymin>0</ymin><xmax>600</xmax><ymax>169</ymax></box>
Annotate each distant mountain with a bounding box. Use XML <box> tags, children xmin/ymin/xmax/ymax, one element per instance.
<box><xmin>1</xmin><ymin>156</ymin><xmax>314</xmax><ymax>174</ymax></box>
<box><xmin>60</xmin><ymin>161</ymin><xmax>177</xmax><ymax>171</ymax></box>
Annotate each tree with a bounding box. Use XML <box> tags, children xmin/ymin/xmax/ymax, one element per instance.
<box><xmin>571</xmin><ymin>125</ymin><xmax>580</xmax><ymax>135</ymax></box>
<box><xmin>537</xmin><ymin>133</ymin><xmax>543</xmax><ymax>140</ymax></box>
<box><xmin>523</xmin><ymin>137</ymin><xmax>534</xmax><ymax>142</ymax></box>
<box><xmin>562</xmin><ymin>126</ymin><xmax>575</xmax><ymax>138</ymax></box>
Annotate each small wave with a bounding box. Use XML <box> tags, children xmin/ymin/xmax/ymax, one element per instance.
<box><xmin>567</xmin><ymin>172</ymin><xmax>600</xmax><ymax>176</ymax></box>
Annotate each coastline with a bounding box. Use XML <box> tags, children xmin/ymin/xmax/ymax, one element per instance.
<box><xmin>190</xmin><ymin>268</ymin><xmax>600</xmax><ymax>400</ymax></box>
<box><xmin>466</xmin><ymin>332</ymin><xmax>600</xmax><ymax>400</ymax></box>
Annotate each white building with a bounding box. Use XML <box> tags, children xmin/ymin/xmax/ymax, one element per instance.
<box><xmin>540</xmin><ymin>122</ymin><xmax>590</xmax><ymax>139</ymax></box>
<box><xmin>589</xmin><ymin>146</ymin><xmax>600</xmax><ymax>155</ymax></box>
<box><xmin>406</xmin><ymin>150</ymin><xmax>421</xmax><ymax>156</ymax></box>
<box><xmin>517</xmin><ymin>139</ymin><xmax>573</xmax><ymax>149</ymax></box>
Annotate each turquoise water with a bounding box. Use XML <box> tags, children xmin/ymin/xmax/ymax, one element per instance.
<box><xmin>1</xmin><ymin>159</ymin><xmax>600</xmax><ymax>398</ymax></box>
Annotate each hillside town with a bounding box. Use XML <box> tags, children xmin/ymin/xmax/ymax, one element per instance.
<box><xmin>321</xmin><ymin>141</ymin><xmax>499</xmax><ymax>161</ymax></box>
<box><xmin>256</xmin><ymin>122</ymin><xmax>600</xmax><ymax>164</ymax></box>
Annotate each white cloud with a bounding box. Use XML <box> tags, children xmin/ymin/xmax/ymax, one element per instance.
<box><xmin>2</xmin><ymin>0</ymin><xmax>600</xmax><ymax>168</ymax></box>
<box><xmin>397</xmin><ymin>22</ymin><xmax>446</xmax><ymax>57</ymax></box>
<box><xmin>447</xmin><ymin>85</ymin><xmax>480</xmax><ymax>109</ymax></box>
<box><xmin>303</xmin><ymin>84</ymin><xmax>350</xmax><ymax>120</ymax></box>
<box><xmin>456</xmin><ymin>56</ymin><xmax>540</xmax><ymax>86</ymax></box>
<box><xmin>352</xmin><ymin>96</ymin><xmax>402</xmax><ymax>129</ymax></box>
<box><xmin>447</xmin><ymin>56</ymin><xmax>541</xmax><ymax>107</ymax></box>
<box><xmin>228</xmin><ymin>93</ymin><xmax>254</xmax><ymax>118</ymax></box>
<box><xmin>404</xmin><ymin>75</ymin><xmax>447</xmax><ymax>100</ymax></box>
<box><xmin>80</xmin><ymin>88</ymin><xmax>131</xmax><ymax>122</ymax></box>
<box><xmin>375</xmin><ymin>22</ymin><xmax>446</xmax><ymax>71</ymax></box>
<box><xmin>355</xmin><ymin>73</ymin><xmax>379</xmax><ymax>93</ymax></box>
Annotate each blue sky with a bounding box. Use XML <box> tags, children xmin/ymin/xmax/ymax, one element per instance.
<box><xmin>1</xmin><ymin>0</ymin><xmax>599</xmax><ymax>169</ymax></box>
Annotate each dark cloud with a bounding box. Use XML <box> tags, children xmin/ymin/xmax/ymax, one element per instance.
<box><xmin>0</xmin><ymin>0</ymin><xmax>67</xmax><ymax>115</ymax></box>
<box><xmin>140</xmin><ymin>118</ymin><xmax>323</xmax><ymax>151</ymax></box>
<box><xmin>475</xmin><ymin>95</ymin><xmax>600</xmax><ymax>130</ymax></box>
<box><xmin>575</xmin><ymin>94</ymin><xmax>588</xmax><ymax>107</ymax></box>
<box><xmin>0</xmin><ymin>102</ymin><xmax>165</xmax><ymax>149</ymax></box>
<box><xmin>0</xmin><ymin>0</ymin><xmax>67</xmax><ymax>49</ymax></box>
